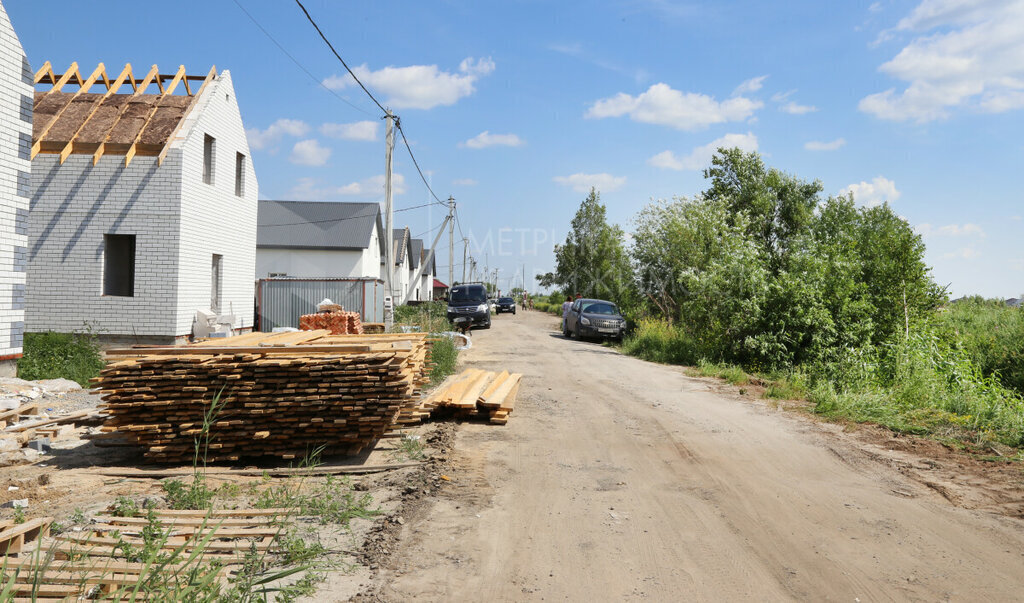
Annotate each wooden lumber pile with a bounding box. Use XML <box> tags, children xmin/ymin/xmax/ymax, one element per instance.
<box><xmin>299</xmin><ymin>309</ymin><xmax>363</xmax><ymax>334</ymax></box>
<box><xmin>90</xmin><ymin>330</ymin><xmax>434</xmax><ymax>462</ymax></box>
<box><xmin>395</xmin><ymin>369</ymin><xmax>521</xmax><ymax>425</ymax></box>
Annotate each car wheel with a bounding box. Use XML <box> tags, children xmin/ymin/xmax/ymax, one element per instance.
<box><xmin>483</xmin><ymin>319</ymin><xmax>491</xmax><ymax>329</ymax></box>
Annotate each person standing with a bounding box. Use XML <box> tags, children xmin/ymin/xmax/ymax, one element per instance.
<box><xmin>561</xmin><ymin>296</ymin><xmax>573</xmax><ymax>331</ymax></box>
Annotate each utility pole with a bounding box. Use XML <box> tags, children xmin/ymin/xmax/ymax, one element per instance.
<box><xmin>383</xmin><ymin>109</ymin><xmax>395</xmax><ymax>330</ymax></box>
<box><xmin>447</xmin><ymin>196</ymin><xmax>455</xmax><ymax>290</ymax></box>
<box><xmin>461</xmin><ymin>237</ymin><xmax>468</xmax><ymax>283</ymax></box>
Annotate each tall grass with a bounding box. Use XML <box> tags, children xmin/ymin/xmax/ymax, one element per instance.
<box><xmin>17</xmin><ymin>330</ymin><xmax>104</xmax><ymax>386</ymax></box>
<box><xmin>937</xmin><ymin>298</ymin><xmax>1024</xmax><ymax>395</ymax></box>
<box><xmin>622</xmin><ymin>317</ymin><xmax>1024</xmax><ymax>448</ymax></box>
<box><xmin>812</xmin><ymin>331</ymin><xmax>1024</xmax><ymax>447</ymax></box>
<box><xmin>620</xmin><ymin>319</ymin><xmax>699</xmax><ymax>365</ymax></box>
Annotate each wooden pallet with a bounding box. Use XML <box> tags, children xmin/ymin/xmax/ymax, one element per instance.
<box><xmin>2</xmin><ymin>509</ymin><xmax>299</xmax><ymax>600</ymax></box>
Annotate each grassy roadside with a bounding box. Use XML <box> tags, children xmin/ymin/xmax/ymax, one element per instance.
<box><xmin>616</xmin><ymin>320</ymin><xmax>1024</xmax><ymax>459</ymax></box>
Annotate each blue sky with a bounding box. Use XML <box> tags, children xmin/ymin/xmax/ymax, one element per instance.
<box><xmin>9</xmin><ymin>0</ymin><xmax>1024</xmax><ymax>298</ymax></box>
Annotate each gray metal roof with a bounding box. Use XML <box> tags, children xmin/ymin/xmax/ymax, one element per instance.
<box><xmin>258</xmin><ymin>200</ymin><xmax>383</xmax><ymax>252</ymax></box>
<box><xmin>409</xmin><ymin>239</ymin><xmax>423</xmax><ymax>270</ymax></box>
<box><xmin>392</xmin><ymin>228</ymin><xmax>410</xmax><ymax>265</ymax></box>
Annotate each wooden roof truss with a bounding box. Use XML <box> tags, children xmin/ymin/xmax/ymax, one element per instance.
<box><xmin>32</xmin><ymin>62</ymin><xmax>217</xmax><ymax>166</ymax></box>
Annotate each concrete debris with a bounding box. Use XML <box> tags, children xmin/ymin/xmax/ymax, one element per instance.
<box><xmin>1</xmin><ymin>498</ymin><xmax>28</xmax><ymax>509</ymax></box>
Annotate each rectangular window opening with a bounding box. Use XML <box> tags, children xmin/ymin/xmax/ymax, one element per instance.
<box><xmin>103</xmin><ymin>234</ymin><xmax>136</xmax><ymax>297</ymax></box>
<box><xmin>211</xmin><ymin>254</ymin><xmax>223</xmax><ymax>312</ymax></box>
<box><xmin>235</xmin><ymin>152</ymin><xmax>245</xmax><ymax>196</ymax></box>
<box><xmin>203</xmin><ymin>134</ymin><xmax>215</xmax><ymax>185</ymax></box>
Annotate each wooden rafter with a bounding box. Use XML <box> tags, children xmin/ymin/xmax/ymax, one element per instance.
<box><xmin>58</xmin><ymin>64</ymin><xmax>134</xmax><ymax>164</ymax></box>
<box><xmin>126</xmin><ymin>65</ymin><xmax>185</xmax><ymax>166</ymax></box>
<box><xmin>31</xmin><ymin>62</ymin><xmax>95</xmax><ymax>159</ymax></box>
<box><xmin>32</xmin><ymin>62</ymin><xmax>211</xmax><ymax>164</ymax></box>
<box><xmin>33</xmin><ymin>61</ymin><xmax>55</xmax><ymax>85</ymax></box>
<box><xmin>157</xmin><ymin>66</ymin><xmax>216</xmax><ymax>166</ymax></box>
<box><xmin>92</xmin><ymin>64</ymin><xmax>156</xmax><ymax>165</ymax></box>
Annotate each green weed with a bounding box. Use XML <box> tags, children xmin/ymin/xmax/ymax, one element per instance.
<box><xmin>16</xmin><ymin>329</ymin><xmax>105</xmax><ymax>386</ymax></box>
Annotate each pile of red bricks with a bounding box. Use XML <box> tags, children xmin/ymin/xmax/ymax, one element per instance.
<box><xmin>299</xmin><ymin>310</ymin><xmax>364</xmax><ymax>335</ymax></box>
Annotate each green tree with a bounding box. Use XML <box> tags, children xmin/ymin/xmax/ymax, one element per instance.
<box><xmin>538</xmin><ymin>188</ymin><xmax>633</xmax><ymax>306</ymax></box>
<box><xmin>703</xmin><ymin>148</ymin><xmax>822</xmax><ymax>271</ymax></box>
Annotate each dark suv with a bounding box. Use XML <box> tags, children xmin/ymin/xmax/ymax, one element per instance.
<box><xmin>446</xmin><ymin>284</ymin><xmax>491</xmax><ymax>329</ymax></box>
<box><xmin>496</xmin><ymin>297</ymin><xmax>516</xmax><ymax>314</ymax></box>
<box><xmin>563</xmin><ymin>298</ymin><xmax>626</xmax><ymax>341</ymax></box>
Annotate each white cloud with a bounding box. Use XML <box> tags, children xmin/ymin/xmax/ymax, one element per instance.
<box><xmin>780</xmin><ymin>101</ymin><xmax>818</xmax><ymax>114</ymax></box>
<box><xmin>648</xmin><ymin>132</ymin><xmax>759</xmax><ymax>171</ymax></box>
<box><xmin>804</xmin><ymin>138</ymin><xmax>846</xmax><ymax>151</ymax></box>
<box><xmin>452</xmin><ymin>178</ymin><xmax>478</xmax><ymax>186</ymax></box>
<box><xmin>553</xmin><ymin>172</ymin><xmax>626</xmax><ymax>193</ymax></box>
<box><xmin>245</xmin><ymin>119</ymin><xmax>309</xmax><ymax>150</ymax></box>
<box><xmin>915</xmin><ymin>222</ymin><xmax>986</xmax><ymax>237</ymax></box>
<box><xmin>734</xmin><ymin>75</ymin><xmax>768</xmax><ymax>95</ymax></box>
<box><xmin>1011</xmin><ymin>215</ymin><xmax>1022</xmax><ymax>221</ymax></box>
<box><xmin>585</xmin><ymin>82</ymin><xmax>762</xmax><ymax>130</ymax></box>
<box><xmin>319</xmin><ymin>120</ymin><xmax>379</xmax><ymax>142</ymax></box>
<box><xmin>771</xmin><ymin>89</ymin><xmax>796</xmax><ymax>102</ymax></box>
<box><xmin>860</xmin><ymin>0</ymin><xmax>1024</xmax><ymax>122</ymax></box>
<box><xmin>460</xmin><ymin>131</ymin><xmax>525</xmax><ymax>149</ymax></box>
<box><xmin>323</xmin><ymin>57</ymin><xmax>495</xmax><ymax>110</ymax></box>
<box><xmin>869</xmin><ymin>2</ymin><xmax>883</xmax><ymax>13</ymax></box>
<box><xmin>289</xmin><ymin>174</ymin><xmax>407</xmax><ymax>199</ymax></box>
<box><xmin>942</xmin><ymin>247</ymin><xmax>982</xmax><ymax>259</ymax></box>
<box><xmin>840</xmin><ymin>176</ymin><xmax>901</xmax><ymax>207</ymax></box>
<box><xmin>290</xmin><ymin>139</ymin><xmax>331</xmax><ymax>166</ymax></box>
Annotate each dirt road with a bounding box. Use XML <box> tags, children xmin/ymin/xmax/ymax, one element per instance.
<box><xmin>373</xmin><ymin>310</ymin><xmax>1024</xmax><ymax>601</ymax></box>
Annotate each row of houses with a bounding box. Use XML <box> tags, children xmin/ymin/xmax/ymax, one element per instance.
<box><xmin>0</xmin><ymin>2</ymin><xmax>439</xmax><ymax>375</ymax></box>
<box><xmin>255</xmin><ymin>200</ymin><xmax>437</xmax><ymax>303</ymax></box>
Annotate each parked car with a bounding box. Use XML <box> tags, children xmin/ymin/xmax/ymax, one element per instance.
<box><xmin>446</xmin><ymin>284</ymin><xmax>491</xmax><ymax>329</ymax></box>
<box><xmin>496</xmin><ymin>297</ymin><xmax>516</xmax><ymax>314</ymax></box>
<box><xmin>563</xmin><ymin>298</ymin><xmax>626</xmax><ymax>341</ymax></box>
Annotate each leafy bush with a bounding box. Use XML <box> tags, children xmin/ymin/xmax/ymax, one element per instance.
<box><xmin>17</xmin><ymin>331</ymin><xmax>104</xmax><ymax>386</ymax></box>
<box><xmin>394</xmin><ymin>300</ymin><xmax>449</xmax><ymax>334</ymax></box>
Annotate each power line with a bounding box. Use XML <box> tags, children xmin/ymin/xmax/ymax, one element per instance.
<box><xmin>396</xmin><ymin>122</ymin><xmax>445</xmax><ymax>206</ymax></box>
<box><xmin>293</xmin><ymin>0</ymin><xmax>388</xmax><ymax>115</ymax></box>
<box><xmin>260</xmin><ymin>202</ymin><xmax>438</xmax><ymax>228</ymax></box>
<box><xmin>231</xmin><ymin>0</ymin><xmax>373</xmax><ymax>118</ymax></box>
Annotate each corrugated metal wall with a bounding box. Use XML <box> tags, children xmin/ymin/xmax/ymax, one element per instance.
<box><xmin>256</xmin><ymin>278</ymin><xmax>384</xmax><ymax>332</ymax></box>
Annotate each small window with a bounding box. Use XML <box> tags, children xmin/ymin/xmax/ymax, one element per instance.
<box><xmin>103</xmin><ymin>234</ymin><xmax>136</xmax><ymax>297</ymax></box>
<box><xmin>211</xmin><ymin>254</ymin><xmax>223</xmax><ymax>312</ymax></box>
<box><xmin>235</xmin><ymin>152</ymin><xmax>245</xmax><ymax>196</ymax></box>
<box><xmin>203</xmin><ymin>134</ymin><xmax>215</xmax><ymax>185</ymax></box>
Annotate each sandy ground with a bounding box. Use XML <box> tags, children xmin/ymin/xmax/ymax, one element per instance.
<box><xmin>362</xmin><ymin>309</ymin><xmax>1024</xmax><ymax>601</ymax></box>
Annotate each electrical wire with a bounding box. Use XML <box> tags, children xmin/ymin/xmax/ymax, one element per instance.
<box><xmin>231</xmin><ymin>0</ymin><xmax>373</xmax><ymax>117</ymax></box>
<box><xmin>260</xmin><ymin>202</ymin><xmax>439</xmax><ymax>228</ymax></box>
<box><xmin>293</xmin><ymin>0</ymin><xmax>388</xmax><ymax>115</ymax></box>
<box><xmin>396</xmin><ymin>122</ymin><xmax>446</xmax><ymax>206</ymax></box>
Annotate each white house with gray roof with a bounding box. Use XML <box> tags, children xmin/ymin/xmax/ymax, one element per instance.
<box><xmin>256</xmin><ymin>200</ymin><xmax>384</xmax><ymax>279</ymax></box>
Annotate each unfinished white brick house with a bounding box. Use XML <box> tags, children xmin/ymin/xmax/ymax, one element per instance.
<box><xmin>26</xmin><ymin>62</ymin><xmax>257</xmax><ymax>344</ymax></box>
<box><xmin>0</xmin><ymin>3</ymin><xmax>31</xmax><ymax>376</ymax></box>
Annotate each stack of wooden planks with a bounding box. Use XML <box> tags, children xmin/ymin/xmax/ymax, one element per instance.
<box><xmin>299</xmin><ymin>309</ymin><xmax>363</xmax><ymax>334</ymax></box>
<box><xmin>395</xmin><ymin>368</ymin><xmax>521</xmax><ymax>425</ymax></box>
<box><xmin>90</xmin><ymin>330</ymin><xmax>435</xmax><ymax>462</ymax></box>
<box><xmin>0</xmin><ymin>509</ymin><xmax>297</xmax><ymax>600</ymax></box>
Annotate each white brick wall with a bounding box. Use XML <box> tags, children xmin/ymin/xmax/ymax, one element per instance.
<box><xmin>0</xmin><ymin>1</ymin><xmax>31</xmax><ymax>360</ymax></box>
<box><xmin>174</xmin><ymin>71</ymin><xmax>257</xmax><ymax>334</ymax></box>
<box><xmin>26</xmin><ymin>155</ymin><xmax>183</xmax><ymax>336</ymax></box>
<box><xmin>25</xmin><ymin>69</ymin><xmax>258</xmax><ymax>339</ymax></box>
